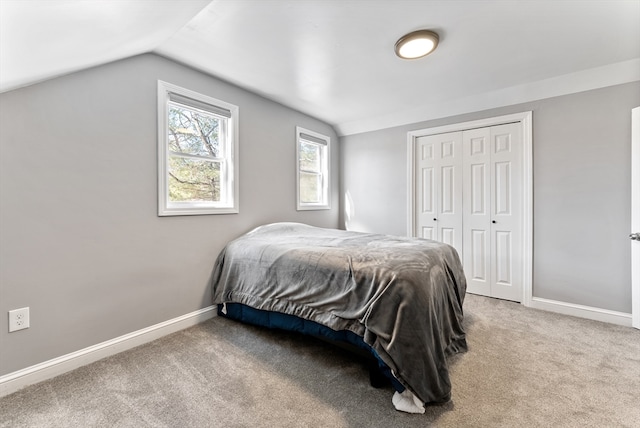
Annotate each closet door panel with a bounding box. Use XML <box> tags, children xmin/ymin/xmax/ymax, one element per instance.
<box><xmin>437</xmin><ymin>135</ymin><xmax>463</xmax><ymax>254</ymax></box>
<box><xmin>470</xmin><ymin>228</ymin><xmax>489</xmax><ymax>295</ymax></box>
<box><xmin>494</xmin><ymin>230</ymin><xmax>513</xmax><ymax>285</ymax></box>
<box><xmin>415</xmin><ymin>132</ymin><xmax>463</xmax><ymax>255</ymax></box>
<box><xmin>416</xmin><ymin>137</ymin><xmax>438</xmax><ymax>241</ymax></box>
<box><xmin>441</xmin><ymin>227</ymin><xmax>456</xmax><ymax>248</ymax></box>
<box><xmin>463</xmin><ymin>128</ymin><xmax>491</xmax><ymax>296</ymax></box>
<box><xmin>490</xmin><ymin>123</ymin><xmax>522</xmax><ymax>301</ymax></box>
<box><xmin>494</xmin><ymin>161</ymin><xmax>512</xmax><ymax>215</ymax></box>
<box><xmin>421</xmin><ymin>227</ymin><xmax>435</xmax><ymax>240</ymax></box>
<box><xmin>421</xmin><ymin>167</ymin><xmax>435</xmax><ymax>214</ymax></box>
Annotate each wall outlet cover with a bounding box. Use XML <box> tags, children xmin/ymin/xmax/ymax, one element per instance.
<box><xmin>9</xmin><ymin>307</ymin><xmax>30</xmax><ymax>332</ymax></box>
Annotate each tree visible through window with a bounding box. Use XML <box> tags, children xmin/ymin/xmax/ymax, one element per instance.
<box><xmin>168</xmin><ymin>104</ymin><xmax>222</xmax><ymax>202</ymax></box>
<box><xmin>158</xmin><ymin>81</ymin><xmax>239</xmax><ymax>216</ymax></box>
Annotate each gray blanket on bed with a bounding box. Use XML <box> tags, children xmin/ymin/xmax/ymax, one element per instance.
<box><xmin>210</xmin><ymin>222</ymin><xmax>467</xmax><ymax>404</ymax></box>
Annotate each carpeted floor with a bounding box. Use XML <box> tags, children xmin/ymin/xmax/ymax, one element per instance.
<box><xmin>1</xmin><ymin>294</ymin><xmax>639</xmax><ymax>427</ymax></box>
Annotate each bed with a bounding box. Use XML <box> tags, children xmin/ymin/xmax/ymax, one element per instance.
<box><xmin>210</xmin><ymin>222</ymin><xmax>467</xmax><ymax>412</ymax></box>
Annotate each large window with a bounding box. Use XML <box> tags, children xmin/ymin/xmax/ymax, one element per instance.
<box><xmin>158</xmin><ymin>81</ymin><xmax>239</xmax><ymax>216</ymax></box>
<box><xmin>296</xmin><ymin>127</ymin><xmax>330</xmax><ymax>210</ymax></box>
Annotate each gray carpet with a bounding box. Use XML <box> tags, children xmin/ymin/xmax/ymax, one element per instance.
<box><xmin>1</xmin><ymin>294</ymin><xmax>639</xmax><ymax>427</ymax></box>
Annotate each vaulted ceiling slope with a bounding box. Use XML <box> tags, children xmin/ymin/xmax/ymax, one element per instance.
<box><xmin>1</xmin><ymin>0</ymin><xmax>639</xmax><ymax>135</ymax></box>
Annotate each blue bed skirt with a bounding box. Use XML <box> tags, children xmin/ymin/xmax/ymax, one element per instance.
<box><xmin>217</xmin><ymin>303</ymin><xmax>404</xmax><ymax>393</ymax></box>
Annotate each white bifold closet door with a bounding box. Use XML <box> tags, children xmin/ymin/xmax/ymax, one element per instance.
<box><xmin>462</xmin><ymin>123</ymin><xmax>522</xmax><ymax>301</ymax></box>
<box><xmin>415</xmin><ymin>122</ymin><xmax>523</xmax><ymax>302</ymax></box>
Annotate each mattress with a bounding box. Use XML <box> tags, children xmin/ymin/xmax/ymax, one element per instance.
<box><xmin>218</xmin><ymin>302</ymin><xmax>404</xmax><ymax>391</ymax></box>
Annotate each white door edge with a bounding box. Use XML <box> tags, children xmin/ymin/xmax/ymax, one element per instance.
<box><xmin>407</xmin><ymin>111</ymin><xmax>533</xmax><ymax>306</ymax></box>
<box><xmin>632</xmin><ymin>107</ymin><xmax>640</xmax><ymax>329</ymax></box>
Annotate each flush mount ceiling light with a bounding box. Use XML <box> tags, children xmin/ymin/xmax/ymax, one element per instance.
<box><xmin>394</xmin><ymin>29</ymin><xmax>439</xmax><ymax>59</ymax></box>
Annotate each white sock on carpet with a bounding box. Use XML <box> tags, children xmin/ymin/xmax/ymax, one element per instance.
<box><xmin>392</xmin><ymin>390</ymin><xmax>425</xmax><ymax>414</ymax></box>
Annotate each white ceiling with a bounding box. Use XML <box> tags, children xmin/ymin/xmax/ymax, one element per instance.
<box><xmin>1</xmin><ymin>0</ymin><xmax>639</xmax><ymax>136</ymax></box>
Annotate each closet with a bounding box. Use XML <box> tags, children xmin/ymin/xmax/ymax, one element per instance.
<box><xmin>412</xmin><ymin>120</ymin><xmax>524</xmax><ymax>302</ymax></box>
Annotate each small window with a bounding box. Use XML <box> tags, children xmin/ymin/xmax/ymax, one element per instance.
<box><xmin>158</xmin><ymin>81</ymin><xmax>239</xmax><ymax>216</ymax></box>
<box><xmin>296</xmin><ymin>127</ymin><xmax>330</xmax><ymax>210</ymax></box>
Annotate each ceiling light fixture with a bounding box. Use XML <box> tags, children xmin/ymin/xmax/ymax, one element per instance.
<box><xmin>394</xmin><ymin>30</ymin><xmax>439</xmax><ymax>60</ymax></box>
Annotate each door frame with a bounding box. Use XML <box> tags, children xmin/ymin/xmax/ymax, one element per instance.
<box><xmin>407</xmin><ymin>111</ymin><xmax>533</xmax><ymax>306</ymax></box>
<box><xmin>632</xmin><ymin>107</ymin><xmax>639</xmax><ymax>329</ymax></box>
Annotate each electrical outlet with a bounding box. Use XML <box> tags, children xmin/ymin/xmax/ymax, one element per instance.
<box><xmin>9</xmin><ymin>307</ymin><xmax>30</xmax><ymax>332</ymax></box>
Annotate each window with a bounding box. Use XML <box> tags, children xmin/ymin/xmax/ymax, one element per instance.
<box><xmin>296</xmin><ymin>127</ymin><xmax>330</xmax><ymax>210</ymax></box>
<box><xmin>158</xmin><ymin>81</ymin><xmax>239</xmax><ymax>216</ymax></box>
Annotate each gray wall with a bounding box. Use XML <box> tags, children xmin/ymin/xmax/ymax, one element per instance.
<box><xmin>340</xmin><ymin>81</ymin><xmax>640</xmax><ymax>314</ymax></box>
<box><xmin>0</xmin><ymin>54</ymin><xmax>339</xmax><ymax>375</ymax></box>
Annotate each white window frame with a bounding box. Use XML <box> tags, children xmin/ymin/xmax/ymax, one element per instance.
<box><xmin>296</xmin><ymin>126</ymin><xmax>330</xmax><ymax>211</ymax></box>
<box><xmin>157</xmin><ymin>81</ymin><xmax>239</xmax><ymax>216</ymax></box>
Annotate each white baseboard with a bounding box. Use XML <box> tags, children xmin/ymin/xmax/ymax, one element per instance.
<box><xmin>0</xmin><ymin>305</ymin><xmax>216</xmax><ymax>398</ymax></box>
<box><xmin>528</xmin><ymin>297</ymin><xmax>632</xmax><ymax>327</ymax></box>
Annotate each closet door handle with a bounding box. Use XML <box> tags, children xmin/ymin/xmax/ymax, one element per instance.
<box><xmin>492</xmin><ymin>220</ymin><xmax>496</xmax><ymax>224</ymax></box>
